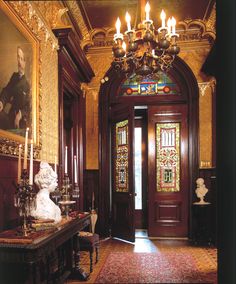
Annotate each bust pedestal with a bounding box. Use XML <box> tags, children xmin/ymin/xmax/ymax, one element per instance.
<box><xmin>192</xmin><ymin>203</ymin><xmax>212</xmax><ymax>245</ymax></box>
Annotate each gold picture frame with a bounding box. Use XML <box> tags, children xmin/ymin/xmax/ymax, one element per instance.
<box><xmin>0</xmin><ymin>1</ymin><xmax>40</xmax><ymax>157</ymax></box>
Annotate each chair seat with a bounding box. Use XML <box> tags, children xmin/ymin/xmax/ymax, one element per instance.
<box><xmin>77</xmin><ymin>231</ymin><xmax>99</xmax><ymax>273</ymax></box>
<box><xmin>79</xmin><ymin>232</ymin><xmax>99</xmax><ymax>249</ymax></box>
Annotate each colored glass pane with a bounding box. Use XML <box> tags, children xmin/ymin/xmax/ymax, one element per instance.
<box><xmin>120</xmin><ymin>71</ymin><xmax>180</xmax><ymax>96</ymax></box>
<box><xmin>156</xmin><ymin>123</ymin><xmax>180</xmax><ymax>192</ymax></box>
<box><xmin>115</xmin><ymin>120</ymin><xmax>129</xmax><ymax>192</ymax></box>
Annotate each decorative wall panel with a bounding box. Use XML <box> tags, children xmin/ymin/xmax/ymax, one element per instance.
<box><xmin>156</xmin><ymin>123</ymin><xmax>180</xmax><ymax>192</ymax></box>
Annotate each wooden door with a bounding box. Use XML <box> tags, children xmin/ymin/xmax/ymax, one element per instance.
<box><xmin>148</xmin><ymin>105</ymin><xmax>189</xmax><ymax>237</ymax></box>
<box><xmin>111</xmin><ymin>104</ymin><xmax>135</xmax><ymax>242</ymax></box>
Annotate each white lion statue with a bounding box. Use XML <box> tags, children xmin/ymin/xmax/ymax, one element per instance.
<box><xmin>31</xmin><ymin>161</ymin><xmax>62</xmax><ymax>223</ymax></box>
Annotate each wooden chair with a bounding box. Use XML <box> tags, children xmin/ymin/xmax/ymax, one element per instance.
<box><xmin>78</xmin><ymin>231</ymin><xmax>99</xmax><ymax>273</ymax></box>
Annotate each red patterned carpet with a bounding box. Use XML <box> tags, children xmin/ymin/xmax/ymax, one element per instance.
<box><xmin>95</xmin><ymin>251</ymin><xmax>216</xmax><ymax>283</ymax></box>
<box><xmin>67</xmin><ymin>238</ymin><xmax>217</xmax><ymax>284</ymax></box>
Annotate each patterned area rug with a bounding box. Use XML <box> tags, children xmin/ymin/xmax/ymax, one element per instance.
<box><xmin>95</xmin><ymin>251</ymin><xmax>217</xmax><ymax>283</ymax></box>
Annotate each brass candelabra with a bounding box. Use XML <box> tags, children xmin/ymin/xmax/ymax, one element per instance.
<box><xmin>58</xmin><ymin>174</ymin><xmax>76</xmax><ymax>218</ymax></box>
<box><xmin>14</xmin><ymin>169</ymin><xmax>36</xmax><ymax>236</ymax></box>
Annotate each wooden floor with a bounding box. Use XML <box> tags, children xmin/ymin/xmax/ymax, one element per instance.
<box><xmin>67</xmin><ymin>230</ymin><xmax>217</xmax><ymax>283</ymax></box>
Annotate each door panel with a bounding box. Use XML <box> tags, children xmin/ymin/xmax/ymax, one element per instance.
<box><xmin>148</xmin><ymin>105</ymin><xmax>189</xmax><ymax>237</ymax></box>
<box><xmin>111</xmin><ymin>105</ymin><xmax>135</xmax><ymax>242</ymax></box>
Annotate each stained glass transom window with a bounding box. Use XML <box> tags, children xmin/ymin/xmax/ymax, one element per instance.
<box><xmin>115</xmin><ymin>120</ymin><xmax>129</xmax><ymax>192</ymax></box>
<box><xmin>120</xmin><ymin>71</ymin><xmax>180</xmax><ymax>96</ymax></box>
<box><xmin>156</xmin><ymin>123</ymin><xmax>180</xmax><ymax>192</ymax></box>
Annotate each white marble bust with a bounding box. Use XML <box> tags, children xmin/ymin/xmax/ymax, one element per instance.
<box><xmin>194</xmin><ymin>178</ymin><xmax>210</xmax><ymax>205</ymax></box>
<box><xmin>31</xmin><ymin>161</ymin><xmax>62</xmax><ymax>223</ymax></box>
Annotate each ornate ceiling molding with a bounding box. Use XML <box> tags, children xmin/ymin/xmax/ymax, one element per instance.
<box><xmin>178</xmin><ymin>18</ymin><xmax>216</xmax><ymax>41</ymax></box>
<box><xmin>64</xmin><ymin>0</ymin><xmax>90</xmax><ymax>41</ymax></box>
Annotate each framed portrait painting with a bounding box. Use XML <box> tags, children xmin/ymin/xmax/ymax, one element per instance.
<box><xmin>0</xmin><ymin>1</ymin><xmax>39</xmax><ymax>156</ymax></box>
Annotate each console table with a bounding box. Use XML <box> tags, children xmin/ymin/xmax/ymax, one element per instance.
<box><xmin>0</xmin><ymin>214</ymin><xmax>91</xmax><ymax>284</ymax></box>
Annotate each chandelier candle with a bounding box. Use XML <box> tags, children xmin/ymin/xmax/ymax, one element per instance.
<box><xmin>145</xmin><ymin>2</ymin><xmax>150</xmax><ymax>21</ymax></box>
<box><xmin>161</xmin><ymin>10</ymin><xmax>166</xmax><ymax>28</ymax></box>
<box><xmin>125</xmin><ymin>12</ymin><xmax>131</xmax><ymax>32</ymax></box>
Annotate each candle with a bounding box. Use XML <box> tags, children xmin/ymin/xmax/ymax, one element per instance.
<box><xmin>17</xmin><ymin>144</ymin><xmax>22</xmax><ymax>183</ymax></box>
<box><xmin>54</xmin><ymin>156</ymin><xmax>57</xmax><ymax>174</ymax></box>
<box><xmin>23</xmin><ymin>127</ymin><xmax>29</xmax><ymax>170</ymax></box>
<box><xmin>145</xmin><ymin>2</ymin><xmax>150</xmax><ymax>21</ymax></box>
<box><xmin>160</xmin><ymin>10</ymin><xmax>166</xmax><ymax>28</ymax></box>
<box><xmin>125</xmin><ymin>12</ymin><xmax>131</xmax><ymax>32</ymax></box>
<box><xmin>29</xmin><ymin>139</ymin><xmax>33</xmax><ymax>185</ymax></box>
<box><xmin>65</xmin><ymin>146</ymin><xmax>68</xmax><ymax>174</ymax></box>
<box><xmin>172</xmin><ymin>16</ymin><xmax>176</xmax><ymax>34</ymax></box>
<box><xmin>115</xmin><ymin>17</ymin><xmax>121</xmax><ymax>35</ymax></box>
<box><xmin>167</xmin><ymin>17</ymin><xmax>172</xmax><ymax>35</ymax></box>
<box><xmin>74</xmin><ymin>155</ymin><xmax>78</xmax><ymax>184</ymax></box>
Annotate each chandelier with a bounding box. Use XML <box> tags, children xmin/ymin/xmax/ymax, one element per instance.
<box><xmin>112</xmin><ymin>2</ymin><xmax>180</xmax><ymax>78</ymax></box>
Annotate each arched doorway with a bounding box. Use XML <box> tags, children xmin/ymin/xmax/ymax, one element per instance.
<box><xmin>99</xmin><ymin>56</ymin><xmax>199</xmax><ymax>241</ymax></box>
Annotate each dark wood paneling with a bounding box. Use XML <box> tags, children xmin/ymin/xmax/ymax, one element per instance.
<box><xmin>83</xmin><ymin>170</ymin><xmax>99</xmax><ymax>212</ymax></box>
<box><xmin>156</xmin><ymin>202</ymin><xmax>182</xmax><ymax>223</ymax></box>
<box><xmin>0</xmin><ymin>156</ymin><xmax>40</xmax><ymax>231</ymax></box>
